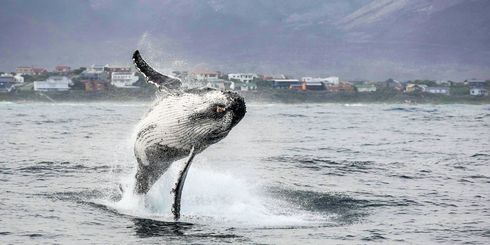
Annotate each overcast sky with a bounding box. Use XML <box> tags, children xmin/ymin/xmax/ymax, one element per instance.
<box><xmin>1</xmin><ymin>0</ymin><xmax>489</xmax><ymax>80</ymax></box>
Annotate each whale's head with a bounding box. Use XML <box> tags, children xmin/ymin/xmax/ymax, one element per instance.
<box><xmin>184</xmin><ymin>88</ymin><xmax>246</xmax><ymax>146</ymax></box>
<box><xmin>139</xmin><ymin>88</ymin><xmax>246</xmax><ymax>152</ymax></box>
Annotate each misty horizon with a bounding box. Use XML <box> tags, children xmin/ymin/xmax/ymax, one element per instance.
<box><xmin>1</xmin><ymin>0</ymin><xmax>489</xmax><ymax>81</ymax></box>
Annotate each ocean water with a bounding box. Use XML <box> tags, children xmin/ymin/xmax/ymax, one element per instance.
<box><xmin>0</xmin><ymin>101</ymin><xmax>489</xmax><ymax>244</ymax></box>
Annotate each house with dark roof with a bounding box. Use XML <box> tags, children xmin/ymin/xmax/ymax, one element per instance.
<box><xmin>0</xmin><ymin>76</ymin><xmax>16</xmax><ymax>83</ymax></box>
<box><xmin>105</xmin><ymin>65</ymin><xmax>131</xmax><ymax>73</ymax></box>
<box><xmin>383</xmin><ymin>78</ymin><xmax>404</xmax><ymax>91</ymax></box>
<box><xmin>32</xmin><ymin>68</ymin><xmax>48</xmax><ymax>75</ymax></box>
<box><xmin>272</xmin><ymin>79</ymin><xmax>301</xmax><ymax>89</ymax></box>
<box><xmin>0</xmin><ymin>80</ymin><xmax>15</xmax><ymax>93</ymax></box>
<box><xmin>466</xmin><ymin>79</ymin><xmax>488</xmax><ymax>96</ymax></box>
<box><xmin>466</xmin><ymin>79</ymin><xmax>486</xmax><ymax>88</ymax></box>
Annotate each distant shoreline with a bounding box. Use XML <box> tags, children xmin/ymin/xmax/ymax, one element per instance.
<box><xmin>1</xmin><ymin>89</ymin><xmax>489</xmax><ymax>104</ymax></box>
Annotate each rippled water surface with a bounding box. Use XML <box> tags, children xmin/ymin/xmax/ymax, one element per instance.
<box><xmin>1</xmin><ymin>102</ymin><xmax>489</xmax><ymax>244</ymax></box>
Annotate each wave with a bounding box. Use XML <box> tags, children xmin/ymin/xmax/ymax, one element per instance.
<box><xmin>384</xmin><ymin>107</ymin><xmax>438</xmax><ymax>113</ymax></box>
<box><xmin>43</xmin><ymin>162</ymin><xmax>343</xmax><ymax>227</ymax></box>
<box><xmin>265</xmin><ymin>155</ymin><xmax>379</xmax><ymax>175</ymax></box>
<box><xmin>277</xmin><ymin>113</ymin><xmax>307</xmax><ymax>118</ymax></box>
<box><xmin>17</xmin><ymin>161</ymin><xmax>113</xmax><ymax>176</ymax></box>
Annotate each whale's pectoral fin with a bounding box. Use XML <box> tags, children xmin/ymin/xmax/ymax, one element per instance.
<box><xmin>171</xmin><ymin>146</ymin><xmax>196</xmax><ymax>221</ymax></box>
<box><xmin>132</xmin><ymin>50</ymin><xmax>182</xmax><ymax>93</ymax></box>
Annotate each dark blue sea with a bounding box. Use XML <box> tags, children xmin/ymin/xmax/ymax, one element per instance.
<box><xmin>1</xmin><ymin>102</ymin><xmax>489</xmax><ymax>244</ymax></box>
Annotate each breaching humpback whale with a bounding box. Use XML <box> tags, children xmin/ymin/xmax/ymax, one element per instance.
<box><xmin>131</xmin><ymin>50</ymin><xmax>246</xmax><ymax>220</ymax></box>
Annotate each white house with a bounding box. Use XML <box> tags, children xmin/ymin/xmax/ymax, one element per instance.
<box><xmin>435</xmin><ymin>80</ymin><xmax>451</xmax><ymax>86</ymax></box>
<box><xmin>33</xmin><ymin>76</ymin><xmax>72</xmax><ymax>91</ymax></box>
<box><xmin>0</xmin><ymin>74</ymin><xmax>23</xmax><ymax>84</ymax></box>
<box><xmin>192</xmin><ymin>68</ymin><xmax>220</xmax><ymax>82</ymax></box>
<box><xmin>470</xmin><ymin>87</ymin><xmax>488</xmax><ymax>96</ymax></box>
<box><xmin>325</xmin><ymin>76</ymin><xmax>340</xmax><ymax>85</ymax></box>
<box><xmin>80</xmin><ymin>65</ymin><xmax>108</xmax><ymax>81</ymax></box>
<box><xmin>302</xmin><ymin>76</ymin><xmax>339</xmax><ymax>85</ymax></box>
<box><xmin>354</xmin><ymin>84</ymin><xmax>377</xmax><ymax>92</ymax></box>
<box><xmin>426</xmin><ymin>87</ymin><xmax>450</xmax><ymax>95</ymax></box>
<box><xmin>14</xmin><ymin>74</ymin><xmax>24</xmax><ymax>83</ymax></box>
<box><xmin>111</xmin><ymin>72</ymin><xmax>139</xmax><ymax>88</ymax></box>
<box><xmin>230</xmin><ymin>81</ymin><xmax>257</xmax><ymax>91</ymax></box>
<box><xmin>87</xmin><ymin>64</ymin><xmax>105</xmax><ymax>73</ymax></box>
<box><xmin>228</xmin><ymin>73</ymin><xmax>258</xmax><ymax>83</ymax></box>
<box><xmin>206</xmin><ymin>79</ymin><xmax>230</xmax><ymax>90</ymax></box>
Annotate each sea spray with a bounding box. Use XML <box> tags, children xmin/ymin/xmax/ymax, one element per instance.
<box><xmin>104</xmin><ymin>156</ymin><xmax>316</xmax><ymax>226</ymax></box>
<box><xmin>101</xmin><ymin>110</ymin><xmax>318</xmax><ymax>225</ymax></box>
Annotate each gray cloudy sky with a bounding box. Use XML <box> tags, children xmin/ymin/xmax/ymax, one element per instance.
<box><xmin>1</xmin><ymin>0</ymin><xmax>489</xmax><ymax>80</ymax></box>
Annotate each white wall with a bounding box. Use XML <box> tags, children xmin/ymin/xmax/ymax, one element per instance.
<box><xmin>111</xmin><ymin>72</ymin><xmax>139</xmax><ymax>88</ymax></box>
<box><xmin>33</xmin><ymin>77</ymin><xmax>72</xmax><ymax>91</ymax></box>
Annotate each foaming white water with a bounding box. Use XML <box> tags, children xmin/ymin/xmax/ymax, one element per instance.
<box><xmin>103</xmin><ymin>158</ymin><xmax>318</xmax><ymax>227</ymax></box>
<box><xmin>343</xmin><ymin>103</ymin><xmax>367</xmax><ymax>107</ymax></box>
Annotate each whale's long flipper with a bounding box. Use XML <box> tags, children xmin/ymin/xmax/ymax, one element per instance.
<box><xmin>132</xmin><ymin>50</ymin><xmax>182</xmax><ymax>93</ymax></box>
<box><xmin>172</xmin><ymin>146</ymin><xmax>196</xmax><ymax>220</ymax></box>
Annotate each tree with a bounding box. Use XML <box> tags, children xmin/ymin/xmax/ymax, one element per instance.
<box><xmin>70</xmin><ymin>76</ymin><xmax>85</xmax><ymax>90</ymax></box>
<box><xmin>71</xmin><ymin>67</ymin><xmax>86</xmax><ymax>76</ymax></box>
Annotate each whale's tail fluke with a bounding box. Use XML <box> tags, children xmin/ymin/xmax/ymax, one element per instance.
<box><xmin>132</xmin><ymin>50</ymin><xmax>182</xmax><ymax>93</ymax></box>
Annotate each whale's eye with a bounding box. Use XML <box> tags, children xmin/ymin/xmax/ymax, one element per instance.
<box><xmin>216</xmin><ymin>105</ymin><xmax>226</xmax><ymax>113</ymax></box>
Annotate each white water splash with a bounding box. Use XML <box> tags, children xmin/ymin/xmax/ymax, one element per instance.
<box><xmin>103</xmin><ymin>157</ymin><xmax>318</xmax><ymax>227</ymax></box>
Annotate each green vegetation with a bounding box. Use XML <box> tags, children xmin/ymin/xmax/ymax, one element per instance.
<box><xmin>71</xmin><ymin>67</ymin><xmax>86</xmax><ymax>75</ymax></box>
<box><xmin>239</xmin><ymin>89</ymin><xmax>489</xmax><ymax>104</ymax></box>
<box><xmin>450</xmin><ymin>84</ymin><xmax>470</xmax><ymax>96</ymax></box>
<box><xmin>21</xmin><ymin>74</ymin><xmax>49</xmax><ymax>84</ymax></box>
<box><xmin>409</xmin><ymin>80</ymin><xmax>438</xmax><ymax>86</ymax></box>
<box><xmin>1</xmin><ymin>87</ymin><xmax>488</xmax><ymax>104</ymax></box>
<box><xmin>1</xmin><ymin>75</ymin><xmax>489</xmax><ymax>104</ymax></box>
<box><xmin>255</xmin><ymin>79</ymin><xmax>273</xmax><ymax>89</ymax></box>
<box><xmin>0</xmin><ymin>88</ymin><xmax>157</xmax><ymax>102</ymax></box>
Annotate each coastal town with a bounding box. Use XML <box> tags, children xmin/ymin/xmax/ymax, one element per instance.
<box><xmin>0</xmin><ymin>64</ymin><xmax>488</xmax><ymax>102</ymax></box>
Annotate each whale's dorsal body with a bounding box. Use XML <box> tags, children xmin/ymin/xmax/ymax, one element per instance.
<box><xmin>131</xmin><ymin>50</ymin><xmax>246</xmax><ymax>220</ymax></box>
